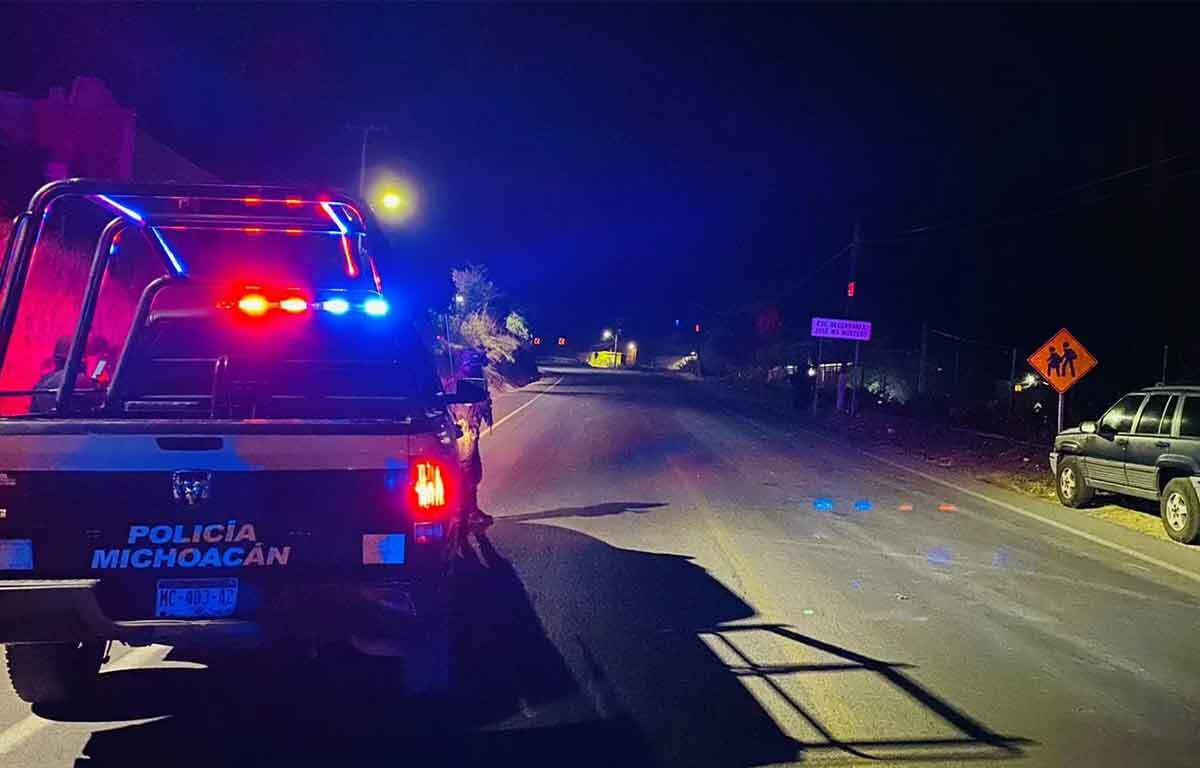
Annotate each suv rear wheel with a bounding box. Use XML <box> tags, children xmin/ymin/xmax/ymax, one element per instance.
<box><xmin>4</xmin><ymin>642</ymin><xmax>104</xmax><ymax>705</ymax></box>
<box><xmin>1056</xmin><ymin>457</ymin><xmax>1094</xmax><ymax>508</ymax></box>
<box><xmin>1161</xmin><ymin>478</ymin><xmax>1200</xmax><ymax>544</ymax></box>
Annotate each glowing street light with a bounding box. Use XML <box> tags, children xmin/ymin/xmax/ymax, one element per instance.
<box><xmin>455</xmin><ymin>293</ymin><xmax>465</xmax><ymax>307</ymax></box>
<box><xmin>370</xmin><ymin>177</ymin><xmax>418</xmax><ymax>224</ymax></box>
<box><xmin>602</xmin><ymin>329</ymin><xmax>613</xmax><ymax>340</ymax></box>
<box><xmin>626</xmin><ymin>341</ymin><xmax>637</xmax><ymax>352</ymax></box>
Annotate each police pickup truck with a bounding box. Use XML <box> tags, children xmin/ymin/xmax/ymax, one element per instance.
<box><xmin>0</xmin><ymin>182</ymin><xmax>483</xmax><ymax>704</ymax></box>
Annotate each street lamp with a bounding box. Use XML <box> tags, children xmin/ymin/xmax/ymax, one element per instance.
<box><xmin>601</xmin><ymin>328</ymin><xmax>620</xmax><ymax>368</ymax></box>
<box><xmin>370</xmin><ymin>177</ymin><xmax>418</xmax><ymax>224</ymax></box>
<box><xmin>455</xmin><ymin>293</ymin><xmax>465</xmax><ymax>307</ymax></box>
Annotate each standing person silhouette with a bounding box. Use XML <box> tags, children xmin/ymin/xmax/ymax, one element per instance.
<box><xmin>1046</xmin><ymin>345</ymin><xmax>1062</xmax><ymax>379</ymax></box>
<box><xmin>1061</xmin><ymin>341</ymin><xmax>1077</xmax><ymax>377</ymax></box>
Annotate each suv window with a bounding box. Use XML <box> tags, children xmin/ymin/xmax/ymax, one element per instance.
<box><xmin>1180</xmin><ymin>397</ymin><xmax>1200</xmax><ymax>438</ymax></box>
<box><xmin>1100</xmin><ymin>394</ymin><xmax>1145</xmax><ymax>434</ymax></box>
<box><xmin>1159</xmin><ymin>395</ymin><xmax>1178</xmax><ymax>435</ymax></box>
<box><xmin>1134</xmin><ymin>394</ymin><xmax>1170</xmax><ymax>434</ymax></box>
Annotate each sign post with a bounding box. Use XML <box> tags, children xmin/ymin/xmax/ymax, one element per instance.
<box><xmin>1027</xmin><ymin>328</ymin><xmax>1098</xmax><ymax>434</ymax></box>
<box><xmin>811</xmin><ymin>317</ymin><xmax>872</xmax><ymax>416</ymax></box>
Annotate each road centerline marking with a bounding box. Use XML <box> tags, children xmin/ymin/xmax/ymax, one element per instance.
<box><xmin>482</xmin><ymin>376</ymin><xmax>562</xmax><ymax>435</ymax></box>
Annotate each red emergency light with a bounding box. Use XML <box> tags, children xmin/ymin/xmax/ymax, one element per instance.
<box><xmin>236</xmin><ymin>293</ymin><xmax>270</xmax><ymax>317</ymax></box>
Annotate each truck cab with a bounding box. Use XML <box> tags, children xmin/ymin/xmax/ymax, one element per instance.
<box><xmin>0</xmin><ymin>181</ymin><xmax>482</xmax><ymax>704</ymax></box>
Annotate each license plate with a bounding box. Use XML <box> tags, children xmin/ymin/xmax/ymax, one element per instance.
<box><xmin>0</xmin><ymin>539</ymin><xmax>33</xmax><ymax>570</ymax></box>
<box><xmin>156</xmin><ymin>578</ymin><xmax>238</xmax><ymax>618</ymax></box>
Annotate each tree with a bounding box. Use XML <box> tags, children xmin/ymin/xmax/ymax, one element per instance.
<box><xmin>504</xmin><ymin>310</ymin><xmax>531</xmax><ymax>341</ymax></box>
<box><xmin>451</xmin><ymin>263</ymin><xmax>500</xmax><ymax>315</ymax></box>
<box><xmin>460</xmin><ymin>310</ymin><xmax>520</xmax><ymax>364</ymax></box>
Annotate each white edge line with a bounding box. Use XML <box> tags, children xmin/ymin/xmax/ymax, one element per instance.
<box><xmin>483</xmin><ymin>376</ymin><xmax>562</xmax><ymax>435</ymax></box>
<box><xmin>861</xmin><ymin>448</ymin><xmax>1200</xmax><ymax>588</ymax></box>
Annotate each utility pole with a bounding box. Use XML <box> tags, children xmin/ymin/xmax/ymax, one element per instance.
<box><xmin>1161</xmin><ymin>344</ymin><xmax>1169</xmax><ymax>384</ymax></box>
<box><xmin>352</xmin><ymin>124</ymin><xmax>388</xmax><ymax>199</ymax></box>
<box><xmin>848</xmin><ymin>220</ymin><xmax>862</xmax><ymax>416</ymax></box>
<box><xmin>1008</xmin><ymin>346</ymin><xmax>1018</xmax><ymax>416</ymax></box>
<box><xmin>917</xmin><ymin>321</ymin><xmax>928</xmax><ymax>396</ymax></box>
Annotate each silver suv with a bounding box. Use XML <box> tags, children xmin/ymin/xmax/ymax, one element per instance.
<box><xmin>1050</xmin><ymin>386</ymin><xmax>1200</xmax><ymax>543</ymax></box>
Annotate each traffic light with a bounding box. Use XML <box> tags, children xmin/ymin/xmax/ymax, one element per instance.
<box><xmin>557</xmin><ymin>337</ymin><xmax>566</xmax><ymax>346</ymax></box>
<box><xmin>533</xmin><ymin>337</ymin><xmax>542</xmax><ymax>346</ymax></box>
<box><xmin>694</xmin><ymin>323</ymin><xmax>701</xmax><ymax>333</ymax></box>
<box><xmin>847</xmin><ymin>281</ymin><xmax>856</xmax><ymax>297</ymax></box>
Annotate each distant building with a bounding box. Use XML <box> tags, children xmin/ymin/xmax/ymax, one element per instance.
<box><xmin>0</xmin><ymin>76</ymin><xmax>216</xmax><ymax>210</ymax></box>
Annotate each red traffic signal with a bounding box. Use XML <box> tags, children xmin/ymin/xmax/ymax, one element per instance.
<box><xmin>533</xmin><ymin>337</ymin><xmax>542</xmax><ymax>346</ymax></box>
<box><xmin>847</xmin><ymin>281</ymin><xmax>856</xmax><ymax>297</ymax></box>
<box><xmin>694</xmin><ymin>323</ymin><xmax>701</xmax><ymax>333</ymax></box>
<box><xmin>557</xmin><ymin>337</ymin><xmax>567</xmax><ymax>346</ymax></box>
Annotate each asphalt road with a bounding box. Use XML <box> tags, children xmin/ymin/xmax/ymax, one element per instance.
<box><xmin>3</xmin><ymin>366</ymin><xmax>1199</xmax><ymax>767</ymax></box>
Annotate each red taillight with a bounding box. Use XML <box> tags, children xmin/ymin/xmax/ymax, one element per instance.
<box><xmin>237</xmin><ymin>293</ymin><xmax>270</xmax><ymax>316</ymax></box>
<box><xmin>279</xmin><ymin>296</ymin><xmax>308</xmax><ymax>314</ymax></box>
<box><xmin>413</xmin><ymin>461</ymin><xmax>446</xmax><ymax>510</ymax></box>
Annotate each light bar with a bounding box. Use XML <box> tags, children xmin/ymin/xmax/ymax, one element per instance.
<box><xmin>279</xmin><ymin>296</ymin><xmax>309</xmax><ymax>314</ymax></box>
<box><xmin>237</xmin><ymin>294</ymin><xmax>270</xmax><ymax>317</ymax></box>
<box><xmin>322</xmin><ymin>297</ymin><xmax>351</xmax><ymax>315</ymax></box>
<box><xmin>363</xmin><ymin>297</ymin><xmax>389</xmax><ymax>317</ymax></box>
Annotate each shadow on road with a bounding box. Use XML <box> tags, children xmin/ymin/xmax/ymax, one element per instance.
<box><xmin>41</xmin><ymin>521</ymin><xmax>1030</xmax><ymax>767</ymax></box>
<box><xmin>498</xmin><ymin>501</ymin><xmax>666</xmax><ymax>523</ymax></box>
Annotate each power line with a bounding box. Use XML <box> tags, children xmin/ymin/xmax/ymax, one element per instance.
<box><xmin>890</xmin><ymin>152</ymin><xmax>1195</xmax><ymax>240</ymax></box>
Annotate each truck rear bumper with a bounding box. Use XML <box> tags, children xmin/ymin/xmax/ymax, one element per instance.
<box><xmin>0</xmin><ymin>578</ymin><xmax>445</xmax><ymax>647</ymax></box>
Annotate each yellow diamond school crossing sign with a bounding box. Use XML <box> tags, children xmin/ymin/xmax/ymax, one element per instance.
<box><xmin>1028</xmin><ymin>328</ymin><xmax>1097</xmax><ymax>395</ymax></box>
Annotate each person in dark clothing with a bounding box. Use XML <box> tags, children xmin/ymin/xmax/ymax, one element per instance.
<box><xmin>789</xmin><ymin>365</ymin><xmax>805</xmax><ymax>411</ymax></box>
<box><xmin>449</xmin><ymin>346</ymin><xmax>494</xmax><ymax>533</ymax></box>
<box><xmin>30</xmin><ymin>337</ymin><xmax>72</xmax><ymax>414</ymax></box>
<box><xmin>791</xmin><ymin>360</ymin><xmax>815</xmax><ymax>412</ymax></box>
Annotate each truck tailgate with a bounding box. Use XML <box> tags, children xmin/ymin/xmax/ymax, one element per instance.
<box><xmin>0</xmin><ymin>430</ymin><xmax>456</xmax><ymax>623</ymax></box>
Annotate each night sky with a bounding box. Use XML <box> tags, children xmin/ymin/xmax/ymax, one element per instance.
<box><xmin>4</xmin><ymin>4</ymin><xmax>1198</xmax><ymax>396</ymax></box>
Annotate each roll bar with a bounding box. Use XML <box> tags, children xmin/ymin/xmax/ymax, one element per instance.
<box><xmin>0</xmin><ymin>179</ymin><xmax>380</xmax><ymax>415</ymax></box>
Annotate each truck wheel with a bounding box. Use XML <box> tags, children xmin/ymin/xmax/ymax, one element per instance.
<box><xmin>403</xmin><ymin>614</ymin><xmax>450</xmax><ymax>696</ymax></box>
<box><xmin>4</xmin><ymin>642</ymin><xmax>104</xmax><ymax>705</ymax></box>
<box><xmin>1056</xmin><ymin>457</ymin><xmax>1094</xmax><ymax>508</ymax></box>
<box><xmin>1161</xmin><ymin>478</ymin><xmax>1200</xmax><ymax>544</ymax></box>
